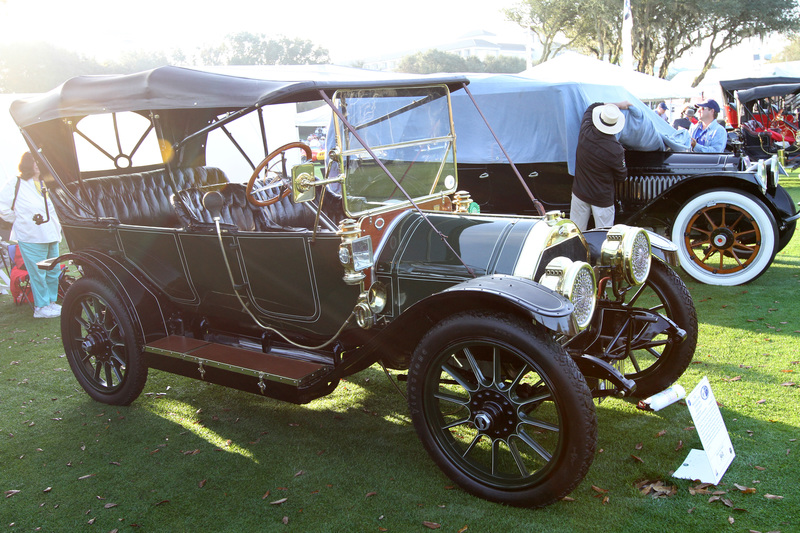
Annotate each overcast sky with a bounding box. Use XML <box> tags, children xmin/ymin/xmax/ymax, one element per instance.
<box><xmin>0</xmin><ymin>0</ymin><xmax>526</xmax><ymax>63</ymax></box>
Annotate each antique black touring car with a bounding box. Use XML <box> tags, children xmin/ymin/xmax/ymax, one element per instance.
<box><xmin>11</xmin><ymin>66</ymin><xmax>697</xmax><ymax>508</ymax></box>
<box><xmin>451</xmin><ymin>75</ymin><xmax>799</xmax><ymax>286</ymax></box>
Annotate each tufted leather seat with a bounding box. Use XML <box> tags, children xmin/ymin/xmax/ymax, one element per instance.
<box><xmin>66</xmin><ymin>167</ymin><xmax>229</xmax><ymax>227</ymax></box>
<box><xmin>172</xmin><ymin>183</ymin><xmax>314</xmax><ymax>232</ymax></box>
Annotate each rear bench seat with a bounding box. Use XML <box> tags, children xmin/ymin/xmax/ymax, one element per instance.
<box><xmin>63</xmin><ymin>166</ymin><xmax>229</xmax><ymax>227</ymax></box>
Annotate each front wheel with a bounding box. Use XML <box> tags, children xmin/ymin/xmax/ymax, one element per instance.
<box><xmin>407</xmin><ymin>311</ymin><xmax>596</xmax><ymax>508</ymax></box>
<box><xmin>615</xmin><ymin>260</ymin><xmax>697</xmax><ymax>397</ymax></box>
<box><xmin>61</xmin><ymin>277</ymin><xmax>148</xmax><ymax>405</ymax></box>
<box><xmin>671</xmin><ymin>189</ymin><xmax>777</xmax><ymax>285</ymax></box>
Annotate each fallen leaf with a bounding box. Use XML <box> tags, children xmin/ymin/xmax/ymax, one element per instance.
<box><xmin>631</xmin><ymin>454</ymin><xmax>644</xmax><ymax>463</ymax></box>
<box><xmin>754</xmin><ymin>465</ymin><xmax>766</xmax><ymax>471</ymax></box>
<box><xmin>423</xmin><ymin>522</ymin><xmax>441</xmax><ymax>529</ymax></box>
<box><xmin>104</xmin><ymin>503</ymin><xmax>117</xmax><ymax>509</ymax></box>
<box><xmin>675</xmin><ymin>440</ymin><xmax>683</xmax><ymax>451</ymax></box>
<box><xmin>5</xmin><ymin>490</ymin><xmax>21</xmax><ymax>498</ymax></box>
<box><xmin>261</xmin><ymin>490</ymin><xmax>270</xmax><ymax>500</ymax></box>
<box><xmin>88</xmin><ymin>518</ymin><xmax>96</xmax><ymax>525</ymax></box>
<box><xmin>282</xmin><ymin>516</ymin><xmax>289</xmax><ymax>525</ymax></box>
<box><xmin>154</xmin><ymin>500</ymin><xmax>169</xmax><ymax>506</ymax></box>
<box><xmin>734</xmin><ymin>483</ymin><xmax>756</xmax><ymax>494</ymax></box>
<box><xmin>635</xmin><ymin>442</ymin><xmax>643</xmax><ymax>450</ymax></box>
<box><xmin>561</xmin><ymin>496</ymin><xmax>575</xmax><ymax>502</ymax></box>
<box><xmin>78</xmin><ymin>474</ymin><xmax>95</xmax><ymax>480</ymax></box>
<box><xmin>591</xmin><ymin>485</ymin><xmax>608</xmax><ymax>493</ymax></box>
<box><xmin>43</xmin><ymin>487</ymin><xmax>52</xmax><ymax>493</ymax></box>
<box><xmin>655</xmin><ymin>430</ymin><xmax>667</xmax><ymax>438</ymax></box>
<box><xmin>764</xmin><ymin>493</ymin><xmax>783</xmax><ymax>500</ymax></box>
<box><xmin>294</xmin><ymin>470</ymin><xmax>305</xmax><ymax>477</ymax></box>
<box><xmin>457</xmin><ymin>526</ymin><xmax>469</xmax><ymax>533</ymax></box>
<box><xmin>365</xmin><ymin>491</ymin><xmax>377</xmax><ymax>498</ymax></box>
<box><xmin>270</xmin><ymin>498</ymin><xmax>288</xmax><ymax>505</ymax></box>
<box><xmin>728</xmin><ymin>516</ymin><xmax>735</xmax><ymax>525</ymax></box>
<box><xmin>756</xmin><ymin>399</ymin><xmax>766</xmax><ymax>404</ymax></box>
<box><xmin>198</xmin><ymin>479</ymin><xmax>207</xmax><ymax>488</ymax></box>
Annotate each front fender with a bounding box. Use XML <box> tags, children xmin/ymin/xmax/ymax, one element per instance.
<box><xmin>420</xmin><ymin>274</ymin><xmax>576</xmax><ymax>335</ymax></box>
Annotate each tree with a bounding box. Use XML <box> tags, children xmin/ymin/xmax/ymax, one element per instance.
<box><xmin>200</xmin><ymin>33</ymin><xmax>330</xmax><ymax>66</ymax></box>
<box><xmin>771</xmin><ymin>36</ymin><xmax>800</xmax><ymax>62</ymax></box>
<box><xmin>504</xmin><ymin>0</ymin><xmax>581</xmax><ymax>64</ymax></box>
<box><xmin>397</xmin><ymin>49</ymin><xmax>525</xmax><ymax>74</ymax></box>
<box><xmin>506</xmin><ymin>0</ymin><xmax>800</xmax><ymax>86</ymax></box>
<box><xmin>0</xmin><ymin>42</ymin><xmax>103</xmax><ymax>93</ymax></box>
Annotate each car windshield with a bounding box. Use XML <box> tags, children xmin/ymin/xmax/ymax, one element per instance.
<box><xmin>333</xmin><ymin>86</ymin><xmax>457</xmax><ymax>216</ymax></box>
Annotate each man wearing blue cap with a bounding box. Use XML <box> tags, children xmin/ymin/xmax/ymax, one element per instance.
<box><xmin>689</xmin><ymin>99</ymin><xmax>727</xmax><ymax>152</ymax></box>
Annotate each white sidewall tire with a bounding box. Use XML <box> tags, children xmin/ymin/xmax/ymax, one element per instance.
<box><xmin>671</xmin><ymin>190</ymin><xmax>777</xmax><ymax>286</ymax></box>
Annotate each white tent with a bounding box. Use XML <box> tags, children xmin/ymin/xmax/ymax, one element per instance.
<box><xmin>521</xmin><ymin>51</ymin><xmax>697</xmax><ymax>101</ymax></box>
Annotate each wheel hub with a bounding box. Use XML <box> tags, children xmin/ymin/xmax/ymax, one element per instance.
<box><xmin>470</xmin><ymin>389</ymin><xmax>517</xmax><ymax>439</ymax></box>
<box><xmin>710</xmin><ymin>227</ymin><xmax>735</xmax><ymax>250</ymax></box>
<box><xmin>82</xmin><ymin>326</ymin><xmax>110</xmax><ymax>360</ymax></box>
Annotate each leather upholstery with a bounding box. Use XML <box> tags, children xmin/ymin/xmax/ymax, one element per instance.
<box><xmin>172</xmin><ymin>183</ymin><xmax>313</xmax><ymax>232</ymax></box>
<box><xmin>67</xmin><ymin>167</ymin><xmax>229</xmax><ymax>227</ymax></box>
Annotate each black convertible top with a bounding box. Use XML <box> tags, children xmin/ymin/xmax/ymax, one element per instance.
<box><xmin>736</xmin><ymin>83</ymin><xmax>800</xmax><ymax>106</ymax></box>
<box><xmin>11</xmin><ymin>65</ymin><xmax>469</xmax><ymax>127</ymax></box>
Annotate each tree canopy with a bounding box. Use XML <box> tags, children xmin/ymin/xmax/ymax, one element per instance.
<box><xmin>0</xmin><ymin>33</ymin><xmax>330</xmax><ymax>93</ymax></box>
<box><xmin>506</xmin><ymin>0</ymin><xmax>800</xmax><ymax>86</ymax></box>
<box><xmin>397</xmin><ymin>49</ymin><xmax>526</xmax><ymax>74</ymax></box>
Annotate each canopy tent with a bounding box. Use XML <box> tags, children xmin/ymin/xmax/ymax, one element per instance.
<box><xmin>521</xmin><ymin>51</ymin><xmax>696</xmax><ymax>101</ymax></box>
<box><xmin>295</xmin><ymin>104</ymin><xmax>332</xmax><ymax>127</ymax></box>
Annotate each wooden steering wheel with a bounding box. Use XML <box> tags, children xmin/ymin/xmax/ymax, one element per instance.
<box><xmin>245</xmin><ymin>142</ymin><xmax>312</xmax><ymax>207</ymax></box>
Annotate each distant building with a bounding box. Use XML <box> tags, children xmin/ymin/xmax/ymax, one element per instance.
<box><xmin>361</xmin><ymin>30</ymin><xmax>535</xmax><ymax>72</ymax></box>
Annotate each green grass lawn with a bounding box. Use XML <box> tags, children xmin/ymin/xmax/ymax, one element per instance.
<box><xmin>1</xmin><ymin>184</ymin><xmax>799</xmax><ymax>532</ymax></box>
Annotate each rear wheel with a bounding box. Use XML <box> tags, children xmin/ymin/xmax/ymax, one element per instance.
<box><xmin>61</xmin><ymin>278</ymin><xmax>147</xmax><ymax>405</ymax></box>
<box><xmin>671</xmin><ymin>189</ymin><xmax>777</xmax><ymax>285</ymax></box>
<box><xmin>407</xmin><ymin>311</ymin><xmax>596</xmax><ymax>508</ymax></box>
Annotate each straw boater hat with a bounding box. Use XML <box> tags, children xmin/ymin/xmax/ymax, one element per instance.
<box><xmin>591</xmin><ymin>104</ymin><xmax>625</xmax><ymax>135</ymax></box>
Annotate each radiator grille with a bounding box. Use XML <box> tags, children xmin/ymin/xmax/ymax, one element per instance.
<box><xmin>617</xmin><ymin>175</ymin><xmax>689</xmax><ymax>204</ymax></box>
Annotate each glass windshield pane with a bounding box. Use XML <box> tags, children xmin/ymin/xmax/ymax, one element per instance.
<box><xmin>333</xmin><ymin>86</ymin><xmax>456</xmax><ymax>217</ymax></box>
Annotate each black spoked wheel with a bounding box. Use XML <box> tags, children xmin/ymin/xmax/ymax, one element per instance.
<box><xmin>613</xmin><ymin>260</ymin><xmax>698</xmax><ymax>397</ymax></box>
<box><xmin>407</xmin><ymin>311</ymin><xmax>596</xmax><ymax>508</ymax></box>
<box><xmin>61</xmin><ymin>277</ymin><xmax>147</xmax><ymax>405</ymax></box>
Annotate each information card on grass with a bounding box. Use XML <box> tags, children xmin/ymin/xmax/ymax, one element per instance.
<box><xmin>673</xmin><ymin>377</ymin><xmax>735</xmax><ymax>485</ymax></box>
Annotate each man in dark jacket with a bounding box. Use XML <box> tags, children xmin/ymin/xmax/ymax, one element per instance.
<box><xmin>570</xmin><ymin>101</ymin><xmax>630</xmax><ymax>231</ymax></box>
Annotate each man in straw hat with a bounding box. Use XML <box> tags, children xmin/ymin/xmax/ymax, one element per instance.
<box><xmin>570</xmin><ymin>101</ymin><xmax>631</xmax><ymax>231</ymax></box>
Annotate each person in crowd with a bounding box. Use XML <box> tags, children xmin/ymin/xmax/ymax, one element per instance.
<box><xmin>0</xmin><ymin>152</ymin><xmax>62</xmax><ymax>318</ymax></box>
<box><xmin>672</xmin><ymin>106</ymin><xmax>696</xmax><ymax>130</ymax></box>
<box><xmin>570</xmin><ymin>101</ymin><xmax>630</xmax><ymax>231</ymax></box>
<box><xmin>655</xmin><ymin>101</ymin><xmax>669</xmax><ymax>121</ymax></box>
<box><xmin>689</xmin><ymin>99</ymin><xmax>727</xmax><ymax>153</ymax></box>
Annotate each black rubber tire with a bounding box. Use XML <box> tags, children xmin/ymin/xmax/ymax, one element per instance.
<box><xmin>618</xmin><ymin>260</ymin><xmax>698</xmax><ymax>397</ymax></box>
<box><xmin>407</xmin><ymin>311</ymin><xmax>596</xmax><ymax>508</ymax></box>
<box><xmin>61</xmin><ymin>277</ymin><xmax>148</xmax><ymax>405</ymax></box>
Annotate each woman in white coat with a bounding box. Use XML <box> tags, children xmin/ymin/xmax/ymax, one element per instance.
<box><xmin>0</xmin><ymin>152</ymin><xmax>63</xmax><ymax>318</ymax></box>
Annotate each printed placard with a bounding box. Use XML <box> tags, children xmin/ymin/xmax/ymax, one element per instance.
<box><xmin>672</xmin><ymin>377</ymin><xmax>735</xmax><ymax>485</ymax></box>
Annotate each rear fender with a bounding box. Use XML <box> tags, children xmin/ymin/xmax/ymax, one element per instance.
<box><xmin>50</xmin><ymin>250</ymin><xmax>170</xmax><ymax>343</ymax></box>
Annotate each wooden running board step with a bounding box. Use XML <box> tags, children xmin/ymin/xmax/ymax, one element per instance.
<box><xmin>145</xmin><ymin>335</ymin><xmax>331</xmax><ymax>387</ymax></box>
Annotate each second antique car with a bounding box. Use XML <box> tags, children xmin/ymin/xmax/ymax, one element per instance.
<box><xmin>11</xmin><ymin>66</ymin><xmax>696</xmax><ymax>508</ymax></box>
<box><xmin>452</xmin><ymin>75</ymin><xmax>799</xmax><ymax>286</ymax></box>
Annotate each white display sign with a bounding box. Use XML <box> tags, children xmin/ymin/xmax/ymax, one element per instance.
<box><xmin>672</xmin><ymin>377</ymin><xmax>735</xmax><ymax>485</ymax></box>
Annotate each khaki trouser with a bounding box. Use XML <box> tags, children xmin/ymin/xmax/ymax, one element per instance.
<box><xmin>569</xmin><ymin>193</ymin><xmax>615</xmax><ymax>232</ymax></box>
